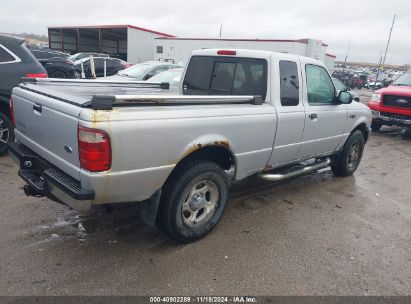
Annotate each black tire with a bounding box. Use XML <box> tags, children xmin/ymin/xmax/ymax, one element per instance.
<box><xmin>331</xmin><ymin>130</ymin><xmax>365</xmax><ymax>177</ymax></box>
<box><xmin>157</xmin><ymin>159</ymin><xmax>229</xmax><ymax>243</ymax></box>
<box><xmin>371</xmin><ymin>120</ymin><xmax>383</xmax><ymax>132</ymax></box>
<box><xmin>0</xmin><ymin>112</ymin><xmax>15</xmax><ymax>156</ymax></box>
<box><xmin>50</xmin><ymin>70</ymin><xmax>68</xmax><ymax>79</ymax></box>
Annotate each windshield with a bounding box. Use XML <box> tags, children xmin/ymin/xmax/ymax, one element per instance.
<box><xmin>393</xmin><ymin>71</ymin><xmax>411</xmax><ymax>86</ymax></box>
<box><xmin>118</xmin><ymin>64</ymin><xmax>153</xmax><ymax>78</ymax></box>
<box><xmin>332</xmin><ymin>78</ymin><xmax>346</xmax><ymax>91</ymax></box>
<box><xmin>69</xmin><ymin>53</ymin><xmax>85</xmax><ymax>61</ymax></box>
<box><xmin>148</xmin><ymin>68</ymin><xmax>183</xmax><ymax>86</ymax></box>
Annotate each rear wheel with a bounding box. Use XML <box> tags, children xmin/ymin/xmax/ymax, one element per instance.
<box><xmin>50</xmin><ymin>70</ymin><xmax>67</xmax><ymax>79</ymax></box>
<box><xmin>332</xmin><ymin>130</ymin><xmax>365</xmax><ymax>177</ymax></box>
<box><xmin>157</xmin><ymin>159</ymin><xmax>229</xmax><ymax>243</ymax></box>
<box><xmin>0</xmin><ymin>112</ymin><xmax>14</xmax><ymax>156</ymax></box>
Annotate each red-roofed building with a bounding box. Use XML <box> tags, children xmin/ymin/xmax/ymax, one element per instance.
<box><xmin>48</xmin><ymin>24</ymin><xmax>174</xmax><ymax>63</ymax></box>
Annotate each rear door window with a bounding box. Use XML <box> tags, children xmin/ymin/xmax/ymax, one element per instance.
<box><xmin>279</xmin><ymin>60</ymin><xmax>299</xmax><ymax>106</ymax></box>
<box><xmin>0</xmin><ymin>45</ymin><xmax>17</xmax><ymax>63</ymax></box>
<box><xmin>183</xmin><ymin>56</ymin><xmax>267</xmax><ymax>100</ymax></box>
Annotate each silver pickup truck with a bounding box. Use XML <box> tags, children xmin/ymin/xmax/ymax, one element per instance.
<box><xmin>9</xmin><ymin>49</ymin><xmax>371</xmax><ymax>242</ymax></box>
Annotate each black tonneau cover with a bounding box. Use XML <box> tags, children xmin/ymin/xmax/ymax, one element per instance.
<box><xmin>19</xmin><ymin>78</ymin><xmax>263</xmax><ymax>110</ymax></box>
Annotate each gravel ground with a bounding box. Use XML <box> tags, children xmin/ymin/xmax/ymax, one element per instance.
<box><xmin>0</xmin><ymin>119</ymin><xmax>410</xmax><ymax>296</ymax></box>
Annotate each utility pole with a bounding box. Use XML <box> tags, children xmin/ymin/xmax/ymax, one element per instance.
<box><xmin>342</xmin><ymin>40</ymin><xmax>350</xmax><ymax>84</ymax></box>
<box><xmin>382</xmin><ymin>14</ymin><xmax>396</xmax><ymax>67</ymax></box>
<box><xmin>375</xmin><ymin>14</ymin><xmax>396</xmax><ymax>89</ymax></box>
<box><xmin>219</xmin><ymin>24</ymin><xmax>223</xmax><ymax>39</ymax></box>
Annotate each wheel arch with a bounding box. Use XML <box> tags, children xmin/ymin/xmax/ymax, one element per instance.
<box><xmin>352</xmin><ymin>122</ymin><xmax>369</xmax><ymax>143</ymax></box>
<box><xmin>176</xmin><ymin>142</ymin><xmax>237</xmax><ymax>173</ymax></box>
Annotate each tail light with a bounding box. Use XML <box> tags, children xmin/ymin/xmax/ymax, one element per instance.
<box><xmin>217</xmin><ymin>50</ymin><xmax>236</xmax><ymax>56</ymax></box>
<box><xmin>9</xmin><ymin>97</ymin><xmax>16</xmax><ymax>128</ymax></box>
<box><xmin>65</xmin><ymin>59</ymin><xmax>74</xmax><ymax>65</ymax></box>
<box><xmin>122</xmin><ymin>62</ymin><xmax>133</xmax><ymax>69</ymax></box>
<box><xmin>78</xmin><ymin>126</ymin><xmax>111</xmax><ymax>172</ymax></box>
<box><xmin>26</xmin><ymin>73</ymin><xmax>48</xmax><ymax>78</ymax></box>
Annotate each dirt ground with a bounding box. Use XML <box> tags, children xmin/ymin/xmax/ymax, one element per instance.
<box><xmin>0</xmin><ymin>93</ymin><xmax>410</xmax><ymax>295</ymax></box>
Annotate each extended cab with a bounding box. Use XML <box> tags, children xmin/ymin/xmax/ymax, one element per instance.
<box><xmin>9</xmin><ymin>49</ymin><xmax>371</xmax><ymax>243</ymax></box>
<box><xmin>368</xmin><ymin>70</ymin><xmax>411</xmax><ymax>131</ymax></box>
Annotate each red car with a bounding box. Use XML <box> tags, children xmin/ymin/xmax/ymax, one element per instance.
<box><xmin>368</xmin><ymin>70</ymin><xmax>411</xmax><ymax>131</ymax></box>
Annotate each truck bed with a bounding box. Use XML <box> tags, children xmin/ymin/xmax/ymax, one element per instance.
<box><xmin>19</xmin><ymin>79</ymin><xmax>172</xmax><ymax>107</ymax></box>
<box><xmin>18</xmin><ymin>78</ymin><xmax>263</xmax><ymax>110</ymax></box>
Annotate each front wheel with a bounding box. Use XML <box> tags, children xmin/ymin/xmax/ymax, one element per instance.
<box><xmin>332</xmin><ymin>130</ymin><xmax>365</xmax><ymax>177</ymax></box>
<box><xmin>157</xmin><ymin>159</ymin><xmax>229</xmax><ymax>243</ymax></box>
<box><xmin>0</xmin><ymin>112</ymin><xmax>15</xmax><ymax>156</ymax></box>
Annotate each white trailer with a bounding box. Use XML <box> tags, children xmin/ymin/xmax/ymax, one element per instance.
<box><xmin>154</xmin><ymin>37</ymin><xmax>336</xmax><ymax>70</ymax></box>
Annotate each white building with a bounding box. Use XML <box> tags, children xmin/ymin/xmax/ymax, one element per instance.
<box><xmin>47</xmin><ymin>24</ymin><xmax>336</xmax><ymax>70</ymax></box>
<box><xmin>154</xmin><ymin>37</ymin><xmax>336</xmax><ymax>71</ymax></box>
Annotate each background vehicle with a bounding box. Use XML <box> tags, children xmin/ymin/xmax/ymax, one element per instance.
<box><xmin>30</xmin><ymin>49</ymin><xmax>68</xmax><ymax>60</ymax></box>
<box><xmin>38</xmin><ymin>58</ymin><xmax>76</xmax><ymax>78</ymax></box>
<box><xmin>74</xmin><ymin>57</ymin><xmax>129</xmax><ymax>78</ymax></box>
<box><xmin>9</xmin><ymin>49</ymin><xmax>371</xmax><ymax>242</ymax></box>
<box><xmin>368</xmin><ymin>70</ymin><xmax>411</xmax><ymax>131</ymax></box>
<box><xmin>365</xmin><ymin>80</ymin><xmax>383</xmax><ymax>90</ymax></box>
<box><xmin>69</xmin><ymin>52</ymin><xmax>109</xmax><ymax>62</ymax></box>
<box><xmin>105</xmin><ymin>61</ymin><xmax>178</xmax><ymax>81</ymax></box>
<box><xmin>146</xmin><ymin>67</ymin><xmax>183</xmax><ymax>90</ymax></box>
<box><xmin>0</xmin><ymin>34</ymin><xmax>47</xmax><ymax>155</ymax></box>
<box><xmin>332</xmin><ymin>77</ymin><xmax>360</xmax><ymax>102</ymax></box>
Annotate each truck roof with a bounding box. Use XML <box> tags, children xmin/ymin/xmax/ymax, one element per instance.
<box><xmin>191</xmin><ymin>48</ymin><xmax>321</xmax><ymax>64</ymax></box>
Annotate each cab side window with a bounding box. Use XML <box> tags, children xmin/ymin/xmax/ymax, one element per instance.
<box><xmin>305</xmin><ymin>64</ymin><xmax>336</xmax><ymax>105</ymax></box>
<box><xmin>279</xmin><ymin>60</ymin><xmax>299</xmax><ymax>106</ymax></box>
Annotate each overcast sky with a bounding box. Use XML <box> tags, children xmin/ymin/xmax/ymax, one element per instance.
<box><xmin>1</xmin><ymin>0</ymin><xmax>409</xmax><ymax>65</ymax></box>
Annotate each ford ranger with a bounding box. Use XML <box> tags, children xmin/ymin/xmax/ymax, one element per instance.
<box><xmin>8</xmin><ymin>49</ymin><xmax>372</xmax><ymax>243</ymax></box>
<box><xmin>368</xmin><ymin>70</ymin><xmax>411</xmax><ymax>131</ymax></box>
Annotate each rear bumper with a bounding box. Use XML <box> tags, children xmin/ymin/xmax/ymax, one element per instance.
<box><xmin>8</xmin><ymin>142</ymin><xmax>94</xmax><ymax>210</ymax></box>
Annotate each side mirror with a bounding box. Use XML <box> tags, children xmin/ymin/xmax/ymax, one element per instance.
<box><xmin>338</xmin><ymin>91</ymin><xmax>352</xmax><ymax>104</ymax></box>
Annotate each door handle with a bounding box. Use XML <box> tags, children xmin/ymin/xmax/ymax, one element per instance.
<box><xmin>309</xmin><ymin>113</ymin><xmax>318</xmax><ymax>120</ymax></box>
<box><xmin>33</xmin><ymin>103</ymin><xmax>42</xmax><ymax>113</ymax></box>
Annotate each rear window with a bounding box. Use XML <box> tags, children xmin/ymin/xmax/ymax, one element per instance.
<box><xmin>279</xmin><ymin>60</ymin><xmax>299</xmax><ymax>106</ymax></box>
<box><xmin>0</xmin><ymin>45</ymin><xmax>16</xmax><ymax>63</ymax></box>
<box><xmin>183</xmin><ymin>56</ymin><xmax>267</xmax><ymax>100</ymax></box>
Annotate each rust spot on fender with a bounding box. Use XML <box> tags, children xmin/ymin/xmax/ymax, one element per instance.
<box><xmin>214</xmin><ymin>140</ymin><xmax>230</xmax><ymax>148</ymax></box>
<box><xmin>263</xmin><ymin>164</ymin><xmax>273</xmax><ymax>171</ymax></box>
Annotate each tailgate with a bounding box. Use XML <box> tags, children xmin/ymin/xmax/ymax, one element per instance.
<box><xmin>12</xmin><ymin>87</ymin><xmax>83</xmax><ymax>179</ymax></box>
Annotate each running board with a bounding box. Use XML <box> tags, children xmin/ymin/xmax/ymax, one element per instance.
<box><xmin>259</xmin><ymin>158</ymin><xmax>331</xmax><ymax>182</ymax></box>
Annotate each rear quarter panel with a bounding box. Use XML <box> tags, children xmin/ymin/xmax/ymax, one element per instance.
<box><xmin>78</xmin><ymin>103</ymin><xmax>277</xmax><ymax>204</ymax></box>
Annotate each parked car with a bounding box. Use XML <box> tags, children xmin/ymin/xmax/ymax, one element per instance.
<box><xmin>146</xmin><ymin>67</ymin><xmax>183</xmax><ymax>90</ymax></box>
<box><xmin>8</xmin><ymin>49</ymin><xmax>371</xmax><ymax>242</ymax></box>
<box><xmin>30</xmin><ymin>49</ymin><xmax>68</xmax><ymax>60</ymax></box>
<box><xmin>73</xmin><ymin>57</ymin><xmax>129</xmax><ymax>78</ymax></box>
<box><xmin>332</xmin><ymin>77</ymin><xmax>360</xmax><ymax>102</ymax></box>
<box><xmin>38</xmin><ymin>58</ymin><xmax>76</xmax><ymax>79</ymax></box>
<box><xmin>0</xmin><ymin>34</ymin><xmax>47</xmax><ymax>155</ymax></box>
<box><xmin>69</xmin><ymin>52</ymin><xmax>109</xmax><ymax>62</ymax></box>
<box><xmin>105</xmin><ymin>62</ymin><xmax>178</xmax><ymax>81</ymax></box>
<box><xmin>368</xmin><ymin>70</ymin><xmax>411</xmax><ymax>131</ymax></box>
<box><xmin>365</xmin><ymin>80</ymin><xmax>383</xmax><ymax>90</ymax></box>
